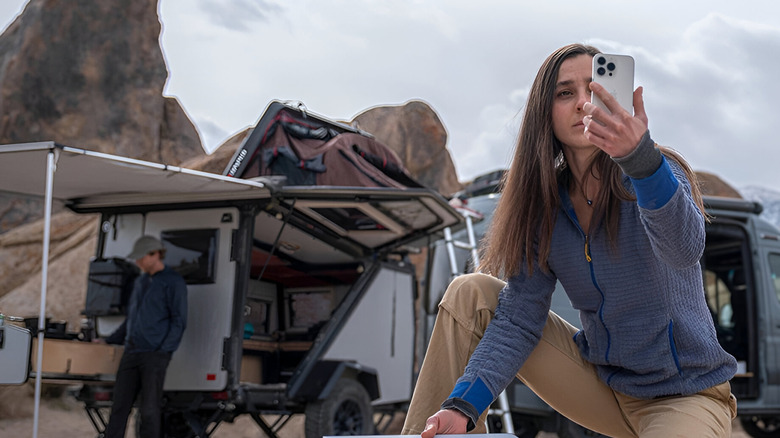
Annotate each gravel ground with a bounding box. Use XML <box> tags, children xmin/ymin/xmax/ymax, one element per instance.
<box><xmin>0</xmin><ymin>395</ymin><xmax>753</xmax><ymax>437</ymax></box>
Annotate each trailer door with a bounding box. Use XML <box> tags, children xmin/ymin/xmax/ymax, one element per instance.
<box><xmin>102</xmin><ymin>208</ymin><xmax>239</xmax><ymax>391</ymax></box>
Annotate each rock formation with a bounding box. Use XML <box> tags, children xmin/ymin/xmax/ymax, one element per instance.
<box><xmin>0</xmin><ymin>192</ymin><xmax>49</xmax><ymax>233</ymax></box>
<box><xmin>0</xmin><ymin>0</ymin><xmax>205</xmax><ymax>233</ymax></box>
<box><xmin>0</xmin><ymin>211</ymin><xmax>97</xmax><ymax>330</ymax></box>
<box><xmin>0</xmin><ymin>6</ymin><xmax>209</xmax><ymax>406</ymax></box>
<box><xmin>352</xmin><ymin>100</ymin><xmax>463</xmax><ymax>197</ymax></box>
<box><xmin>181</xmin><ymin>128</ymin><xmax>251</xmax><ymax>174</ymax></box>
<box><xmin>696</xmin><ymin>171</ymin><xmax>743</xmax><ymax>198</ymax></box>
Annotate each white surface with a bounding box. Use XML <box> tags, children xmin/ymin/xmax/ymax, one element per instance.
<box><xmin>323</xmin><ymin>267</ymin><xmax>416</xmax><ymax>405</ymax></box>
<box><xmin>0</xmin><ymin>324</ymin><xmax>31</xmax><ymax>385</ymax></box>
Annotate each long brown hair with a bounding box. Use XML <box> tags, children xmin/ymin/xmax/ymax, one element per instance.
<box><xmin>479</xmin><ymin>43</ymin><xmax>706</xmax><ymax>278</ymax></box>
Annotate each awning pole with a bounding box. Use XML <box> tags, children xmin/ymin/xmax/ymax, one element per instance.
<box><xmin>32</xmin><ymin>150</ymin><xmax>55</xmax><ymax>438</ymax></box>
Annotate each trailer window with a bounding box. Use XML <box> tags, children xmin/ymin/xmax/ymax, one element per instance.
<box><xmin>285</xmin><ymin>288</ymin><xmax>333</xmax><ymax>337</ymax></box>
<box><xmin>245</xmin><ymin>298</ymin><xmax>271</xmax><ymax>336</ymax></box>
<box><xmin>160</xmin><ymin>229</ymin><xmax>218</xmax><ymax>284</ymax></box>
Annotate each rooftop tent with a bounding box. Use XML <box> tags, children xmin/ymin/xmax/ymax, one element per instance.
<box><xmin>223</xmin><ymin>101</ymin><xmax>424</xmax><ymax>189</ymax></box>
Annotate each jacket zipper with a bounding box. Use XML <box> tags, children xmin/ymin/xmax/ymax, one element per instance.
<box><xmin>584</xmin><ymin>234</ymin><xmax>611</xmax><ymax>364</ymax></box>
<box><xmin>564</xmin><ymin>200</ymin><xmax>612</xmax><ymax>364</ymax></box>
<box><xmin>584</xmin><ymin>236</ymin><xmax>592</xmax><ymax>262</ymax></box>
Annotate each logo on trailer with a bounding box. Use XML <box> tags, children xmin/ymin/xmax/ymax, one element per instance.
<box><xmin>228</xmin><ymin>149</ymin><xmax>248</xmax><ymax>177</ymax></box>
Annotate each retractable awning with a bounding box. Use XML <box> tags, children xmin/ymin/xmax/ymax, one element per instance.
<box><xmin>0</xmin><ymin>142</ymin><xmax>271</xmax><ymax>205</ymax></box>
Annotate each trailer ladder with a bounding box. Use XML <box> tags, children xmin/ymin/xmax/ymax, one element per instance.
<box><xmin>442</xmin><ymin>206</ymin><xmax>515</xmax><ymax>435</ymax></box>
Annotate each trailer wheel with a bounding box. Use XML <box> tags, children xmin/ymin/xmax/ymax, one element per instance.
<box><xmin>134</xmin><ymin>410</ymin><xmax>192</xmax><ymax>438</ymax></box>
<box><xmin>162</xmin><ymin>412</ymin><xmax>192</xmax><ymax>438</ymax></box>
<box><xmin>486</xmin><ymin>412</ymin><xmax>538</xmax><ymax>438</ymax></box>
<box><xmin>740</xmin><ymin>415</ymin><xmax>780</xmax><ymax>438</ymax></box>
<box><xmin>510</xmin><ymin>414</ymin><xmax>541</xmax><ymax>438</ymax></box>
<box><xmin>304</xmin><ymin>378</ymin><xmax>374</xmax><ymax>437</ymax></box>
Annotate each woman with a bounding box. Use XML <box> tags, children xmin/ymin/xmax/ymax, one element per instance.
<box><xmin>403</xmin><ymin>44</ymin><xmax>737</xmax><ymax>437</ymax></box>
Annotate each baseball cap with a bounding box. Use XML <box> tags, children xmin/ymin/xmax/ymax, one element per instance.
<box><xmin>127</xmin><ymin>235</ymin><xmax>165</xmax><ymax>260</ymax></box>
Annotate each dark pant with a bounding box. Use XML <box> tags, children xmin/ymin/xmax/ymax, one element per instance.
<box><xmin>105</xmin><ymin>351</ymin><xmax>172</xmax><ymax>438</ymax></box>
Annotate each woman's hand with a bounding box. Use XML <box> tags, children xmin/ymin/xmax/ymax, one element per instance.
<box><xmin>583</xmin><ymin>82</ymin><xmax>649</xmax><ymax>158</ymax></box>
<box><xmin>421</xmin><ymin>409</ymin><xmax>469</xmax><ymax>437</ymax></box>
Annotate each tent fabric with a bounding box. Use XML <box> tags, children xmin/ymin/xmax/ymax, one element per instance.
<box><xmin>234</xmin><ymin>108</ymin><xmax>424</xmax><ymax>189</ymax></box>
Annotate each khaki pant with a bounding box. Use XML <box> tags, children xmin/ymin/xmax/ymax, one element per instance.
<box><xmin>402</xmin><ymin>273</ymin><xmax>737</xmax><ymax>437</ymax></box>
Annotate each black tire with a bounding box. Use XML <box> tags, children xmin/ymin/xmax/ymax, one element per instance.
<box><xmin>134</xmin><ymin>410</ymin><xmax>194</xmax><ymax>438</ymax></box>
<box><xmin>556</xmin><ymin>414</ymin><xmax>609</xmax><ymax>438</ymax></box>
<box><xmin>740</xmin><ymin>415</ymin><xmax>780</xmax><ymax>438</ymax></box>
<box><xmin>304</xmin><ymin>378</ymin><xmax>374</xmax><ymax>437</ymax></box>
<box><xmin>162</xmin><ymin>412</ymin><xmax>194</xmax><ymax>438</ymax></box>
<box><xmin>511</xmin><ymin>414</ymin><xmax>541</xmax><ymax>438</ymax></box>
<box><xmin>487</xmin><ymin>413</ymin><xmax>539</xmax><ymax>438</ymax></box>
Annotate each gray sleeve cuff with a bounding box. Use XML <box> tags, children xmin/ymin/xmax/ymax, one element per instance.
<box><xmin>441</xmin><ymin>397</ymin><xmax>480</xmax><ymax>432</ymax></box>
<box><xmin>612</xmin><ymin>130</ymin><xmax>662</xmax><ymax>179</ymax></box>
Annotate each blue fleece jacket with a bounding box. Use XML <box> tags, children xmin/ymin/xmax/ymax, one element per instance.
<box><xmin>444</xmin><ymin>133</ymin><xmax>737</xmax><ymax>424</ymax></box>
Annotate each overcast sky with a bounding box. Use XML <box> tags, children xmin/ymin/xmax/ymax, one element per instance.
<box><xmin>2</xmin><ymin>1</ymin><xmax>779</xmax><ymax>192</ymax></box>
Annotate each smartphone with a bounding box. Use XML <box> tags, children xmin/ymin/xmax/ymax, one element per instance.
<box><xmin>591</xmin><ymin>53</ymin><xmax>635</xmax><ymax>115</ymax></box>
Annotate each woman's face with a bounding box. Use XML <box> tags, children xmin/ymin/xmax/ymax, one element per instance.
<box><xmin>551</xmin><ymin>54</ymin><xmax>595</xmax><ymax>152</ymax></box>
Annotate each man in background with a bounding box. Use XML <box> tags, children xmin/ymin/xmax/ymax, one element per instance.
<box><xmin>100</xmin><ymin>235</ymin><xmax>188</xmax><ymax>438</ymax></box>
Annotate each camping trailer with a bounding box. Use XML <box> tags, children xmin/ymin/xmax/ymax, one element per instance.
<box><xmin>0</xmin><ymin>106</ymin><xmax>463</xmax><ymax>438</ymax></box>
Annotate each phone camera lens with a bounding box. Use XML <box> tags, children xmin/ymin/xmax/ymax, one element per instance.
<box><xmin>607</xmin><ymin>62</ymin><xmax>616</xmax><ymax>71</ymax></box>
<box><xmin>597</xmin><ymin>67</ymin><xmax>606</xmax><ymax>76</ymax></box>
<box><xmin>597</xmin><ymin>56</ymin><xmax>606</xmax><ymax>65</ymax></box>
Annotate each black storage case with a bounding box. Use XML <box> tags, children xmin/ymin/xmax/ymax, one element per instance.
<box><xmin>83</xmin><ymin>258</ymin><xmax>139</xmax><ymax>316</ymax></box>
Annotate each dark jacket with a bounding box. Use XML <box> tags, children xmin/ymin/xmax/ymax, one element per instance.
<box><xmin>107</xmin><ymin>266</ymin><xmax>188</xmax><ymax>353</ymax></box>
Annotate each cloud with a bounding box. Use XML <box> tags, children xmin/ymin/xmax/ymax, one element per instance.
<box><xmin>456</xmin><ymin>96</ymin><xmax>526</xmax><ymax>181</ymax></box>
<box><xmin>454</xmin><ymin>13</ymin><xmax>780</xmax><ymax>188</ymax></box>
<box><xmin>635</xmin><ymin>13</ymin><xmax>780</xmax><ymax>188</ymax></box>
<box><xmin>197</xmin><ymin>0</ymin><xmax>283</xmax><ymax>32</ymax></box>
<box><xmin>152</xmin><ymin>1</ymin><xmax>780</xmax><ymax>191</ymax></box>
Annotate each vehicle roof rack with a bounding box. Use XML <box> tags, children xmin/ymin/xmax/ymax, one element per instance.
<box><xmin>703</xmin><ymin>195</ymin><xmax>763</xmax><ymax>215</ymax></box>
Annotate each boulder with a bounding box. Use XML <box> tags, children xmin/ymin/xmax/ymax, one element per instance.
<box><xmin>181</xmin><ymin>128</ymin><xmax>251</xmax><ymax>174</ymax></box>
<box><xmin>696</xmin><ymin>171</ymin><xmax>742</xmax><ymax>198</ymax></box>
<box><xmin>0</xmin><ymin>0</ymin><xmax>205</xmax><ymax>232</ymax></box>
<box><xmin>352</xmin><ymin>100</ymin><xmax>463</xmax><ymax>197</ymax></box>
<box><xmin>0</xmin><ymin>211</ymin><xmax>97</xmax><ymax>330</ymax></box>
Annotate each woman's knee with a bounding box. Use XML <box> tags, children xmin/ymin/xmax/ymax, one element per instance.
<box><xmin>440</xmin><ymin>273</ymin><xmax>504</xmax><ymax>321</ymax></box>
